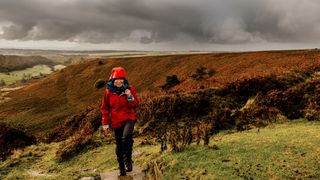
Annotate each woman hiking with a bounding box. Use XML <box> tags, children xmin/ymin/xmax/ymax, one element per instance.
<box><xmin>100</xmin><ymin>67</ymin><xmax>139</xmax><ymax>176</ymax></box>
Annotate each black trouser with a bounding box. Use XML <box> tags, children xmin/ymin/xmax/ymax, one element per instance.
<box><xmin>114</xmin><ymin>120</ymin><xmax>135</xmax><ymax>169</ymax></box>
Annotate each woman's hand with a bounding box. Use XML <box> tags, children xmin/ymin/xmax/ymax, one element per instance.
<box><xmin>125</xmin><ymin>89</ymin><xmax>132</xmax><ymax>96</ymax></box>
<box><xmin>103</xmin><ymin>128</ymin><xmax>109</xmax><ymax>137</ymax></box>
<box><xmin>125</xmin><ymin>89</ymin><xmax>134</xmax><ymax>101</ymax></box>
<box><xmin>102</xmin><ymin>125</ymin><xmax>110</xmax><ymax>137</ymax></box>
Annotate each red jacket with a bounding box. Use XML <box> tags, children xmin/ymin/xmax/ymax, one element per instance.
<box><xmin>100</xmin><ymin>67</ymin><xmax>139</xmax><ymax>128</ymax></box>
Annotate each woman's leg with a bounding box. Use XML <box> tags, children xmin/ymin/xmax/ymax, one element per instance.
<box><xmin>122</xmin><ymin>120</ymin><xmax>135</xmax><ymax>172</ymax></box>
<box><xmin>114</xmin><ymin>126</ymin><xmax>126</xmax><ymax>176</ymax></box>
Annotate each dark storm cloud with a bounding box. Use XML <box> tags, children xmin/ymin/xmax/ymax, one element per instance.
<box><xmin>0</xmin><ymin>0</ymin><xmax>320</xmax><ymax>44</ymax></box>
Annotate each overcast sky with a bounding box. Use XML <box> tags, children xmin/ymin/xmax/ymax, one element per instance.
<box><xmin>0</xmin><ymin>0</ymin><xmax>320</xmax><ymax>51</ymax></box>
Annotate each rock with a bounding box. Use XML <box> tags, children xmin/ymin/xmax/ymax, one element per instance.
<box><xmin>79</xmin><ymin>177</ymin><xmax>96</xmax><ymax>180</ymax></box>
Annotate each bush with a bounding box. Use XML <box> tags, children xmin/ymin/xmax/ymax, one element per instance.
<box><xmin>94</xmin><ymin>79</ymin><xmax>107</xmax><ymax>89</ymax></box>
<box><xmin>55</xmin><ymin>131</ymin><xmax>101</xmax><ymax>162</ymax></box>
<box><xmin>191</xmin><ymin>66</ymin><xmax>207</xmax><ymax>80</ymax></box>
<box><xmin>161</xmin><ymin>75</ymin><xmax>180</xmax><ymax>90</ymax></box>
<box><xmin>139</xmin><ymin>70</ymin><xmax>320</xmax><ymax>139</ymax></box>
<box><xmin>54</xmin><ymin>106</ymin><xmax>102</xmax><ymax>161</ymax></box>
<box><xmin>45</xmin><ymin>106</ymin><xmax>101</xmax><ymax>143</ymax></box>
<box><xmin>191</xmin><ymin>66</ymin><xmax>216</xmax><ymax>80</ymax></box>
<box><xmin>0</xmin><ymin>123</ymin><xmax>36</xmax><ymax>160</ymax></box>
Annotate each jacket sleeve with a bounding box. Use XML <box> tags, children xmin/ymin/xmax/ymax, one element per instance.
<box><xmin>101</xmin><ymin>90</ymin><xmax>110</xmax><ymax>125</ymax></box>
<box><xmin>128</xmin><ymin>86</ymin><xmax>139</xmax><ymax>108</ymax></box>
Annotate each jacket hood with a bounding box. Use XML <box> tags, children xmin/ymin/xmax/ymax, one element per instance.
<box><xmin>107</xmin><ymin>67</ymin><xmax>129</xmax><ymax>94</ymax></box>
<box><xmin>108</xmin><ymin>67</ymin><xmax>127</xmax><ymax>81</ymax></box>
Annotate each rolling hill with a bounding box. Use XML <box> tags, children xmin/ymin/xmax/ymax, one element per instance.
<box><xmin>0</xmin><ymin>49</ymin><xmax>320</xmax><ymax>138</ymax></box>
<box><xmin>0</xmin><ymin>55</ymin><xmax>55</xmax><ymax>72</ymax></box>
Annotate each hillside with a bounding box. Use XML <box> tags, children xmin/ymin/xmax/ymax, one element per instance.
<box><xmin>0</xmin><ymin>49</ymin><xmax>320</xmax><ymax>137</ymax></box>
<box><xmin>0</xmin><ymin>55</ymin><xmax>55</xmax><ymax>72</ymax></box>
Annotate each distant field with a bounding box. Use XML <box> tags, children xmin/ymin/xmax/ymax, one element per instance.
<box><xmin>0</xmin><ymin>48</ymin><xmax>211</xmax><ymax>64</ymax></box>
<box><xmin>87</xmin><ymin>51</ymin><xmax>211</xmax><ymax>58</ymax></box>
<box><xmin>0</xmin><ymin>64</ymin><xmax>66</xmax><ymax>85</ymax></box>
<box><xmin>0</xmin><ymin>65</ymin><xmax>52</xmax><ymax>85</ymax></box>
<box><xmin>0</xmin><ymin>55</ymin><xmax>55</xmax><ymax>72</ymax></box>
<box><xmin>0</xmin><ymin>64</ymin><xmax>66</xmax><ymax>104</ymax></box>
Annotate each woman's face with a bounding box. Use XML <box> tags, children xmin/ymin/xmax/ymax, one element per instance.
<box><xmin>114</xmin><ymin>79</ymin><xmax>124</xmax><ymax>88</ymax></box>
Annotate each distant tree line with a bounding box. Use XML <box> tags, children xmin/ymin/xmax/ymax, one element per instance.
<box><xmin>0</xmin><ymin>55</ymin><xmax>55</xmax><ymax>73</ymax></box>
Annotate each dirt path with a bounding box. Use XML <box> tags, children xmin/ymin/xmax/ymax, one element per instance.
<box><xmin>100</xmin><ymin>167</ymin><xmax>146</xmax><ymax>180</ymax></box>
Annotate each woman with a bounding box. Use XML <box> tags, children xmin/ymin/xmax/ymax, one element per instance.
<box><xmin>100</xmin><ymin>67</ymin><xmax>139</xmax><ymax>176</ymax></box>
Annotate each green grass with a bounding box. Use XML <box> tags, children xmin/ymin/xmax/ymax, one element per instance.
<box><xmin>157</xmin><ymin>120</ymin><xmax>320</xmax><ymax>179</ymax></box>
<box><xmin>0</xmin><ymin>120</ymin><xmax>319</xmax><ymax>179</ymax></box>
<box><xmin>0</xmin><ymin>135</ymin><xmax>159</xmax><ymax>179</ymax></box>
<box><xmin>0</xmin><ymin>73</ymin><xmax>20</xmax><ymax>85</ymax></box>
<box><xmin>0</xmin><ymin>65</ymin><xmax>53</xmax><ymax>85</ymax></box>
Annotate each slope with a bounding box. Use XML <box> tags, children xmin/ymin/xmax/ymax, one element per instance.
<box><xmin>0</xmin><ymin>50</ymin><xmax>320</xmax><ymax>137</ymax></box>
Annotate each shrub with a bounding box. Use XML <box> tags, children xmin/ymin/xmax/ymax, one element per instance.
<box><xmin>45</xmin><ymin>106</ymin><xmax>101</xmax><ymax>143</ymax></box>
<box><xmin>161</xmin><ymin>75</ymin><xmax>180</xmax><ymax>90</ymax></box>
<box><xmin>191</xmin><ymin>66</ymin><xmax>207</xmax><ymax>80</ymax></box>
<box><xmin>158</xmin><ymin>122</ymin><xmax>193</xmax><ymax>152</ymax></box>
<box><xmin>0</xmin><ymin>123</ymin><xmax>36</xmax><ymax>160</ymax></box>
<box><xmin>55</xmin><ymin>130</ymin><xmax>101</xmax><ymax>162</ymax></box>
<box><xmin>94</xmin><ymin>79</ymin><xmax>107</xmax><ymax>89</ymax></box>
<box><xmin>191</xmin><ymin>66</ymin><xmax>216</xmax><ymax>80</ymax></box>
<box><xmin>54</xmin><ymin>106</ymin><xmax>102</xmax><ymax>161</ymax></box>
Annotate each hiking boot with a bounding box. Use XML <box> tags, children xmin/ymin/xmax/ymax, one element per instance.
<box><xmin>125</xmin><ymin>160</ymin><xmax>132</xmax><ymax>172</ymax></box>
<box><xmin>117</xmin><ymin>152</ymin><xmax>126</xmax><ymax>176</ymax></box>
<box><xmin>123</xmin><ymin>137</ymin><xmax>133</xmax><ymax>172</ymax></box>
<box><xmin>118</xmin><ymin>168</ymin><xmax>126</xmax><ymax>176</ymax></box>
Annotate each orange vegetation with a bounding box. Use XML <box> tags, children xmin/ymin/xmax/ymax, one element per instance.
<box><xmin>0</xmin><ymin>49</ymin><xmax>320</xmax><ymax>136</ymax></box>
